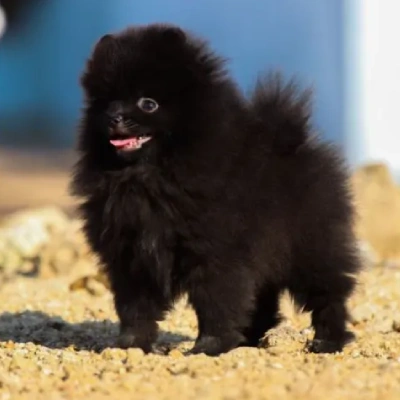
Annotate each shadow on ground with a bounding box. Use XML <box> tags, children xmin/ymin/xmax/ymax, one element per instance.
<box><xmin>0</xmin><ymin>310</ymin><xmax>193</xmax><ymax>352</ymax></box>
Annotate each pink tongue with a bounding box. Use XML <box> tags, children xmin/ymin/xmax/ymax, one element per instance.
<box><xmin>110</xmin><ymin>138</ymin><xmax>137</xmax><ymax>148</ymax></box>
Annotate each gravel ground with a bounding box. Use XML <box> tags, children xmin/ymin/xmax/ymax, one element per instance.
<box><xmin>0</xmin><ymin>159</ymin><xmax>399</xmax><ymax>399</ymax></box>
<box><xmin>0</xmin><ymin>266</ymin><xmax>399</xmax><ymax>400</ymax></box>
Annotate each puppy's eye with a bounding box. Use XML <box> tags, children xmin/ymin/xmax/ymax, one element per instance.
<box><xmin>137</xmin><ymin>97</ymin><xmax>159</xmax><ymax>113</ymax></box>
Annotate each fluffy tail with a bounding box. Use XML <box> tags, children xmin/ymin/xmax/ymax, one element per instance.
<box><xmin>250</xmin><ymin>73</ymin><xmax>312</xmax><ymax>155</ymax></box>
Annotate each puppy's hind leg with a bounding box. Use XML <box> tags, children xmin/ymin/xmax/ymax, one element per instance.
<box><xmin>290</xmin><ymin>249</ymin><xmax>359</xmax><ymax>354</ymax></box>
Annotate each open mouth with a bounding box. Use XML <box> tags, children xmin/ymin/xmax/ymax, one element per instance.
<box><xmin>109</xmin><ymin>134</ymin><xmax>152</xmax><ymax>151</ymax></box>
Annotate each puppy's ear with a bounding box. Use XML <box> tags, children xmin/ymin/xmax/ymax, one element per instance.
<box><xmin>92</xmin><ymin>34</ymin><xmax>118</xmax><ymax>59</ymax></box>
<box><xmin>81</xmin><ymin>34</ymin><xmax>119</xmax><ymax>93</ymax></box>
<box><xmin>97</xmin><ymin>34</ymin><xmax>114</xmax><ymax>45</ymax></box>
<box><xmin>162</xmin><ymin>27</ymin><xmax>186</xmax><ymax>45</ymax></box>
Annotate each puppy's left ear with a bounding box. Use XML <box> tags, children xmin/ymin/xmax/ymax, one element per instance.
<box><xmin>162</xmin><ymin>27</ymin><xmax>186</xmax><ymax>45</ymax></box>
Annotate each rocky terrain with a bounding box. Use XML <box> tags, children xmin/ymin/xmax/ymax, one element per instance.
<box><xmin>0</xmin><ymin>159</ymin><xmax>399</xmax><ymax>400</ymax></box>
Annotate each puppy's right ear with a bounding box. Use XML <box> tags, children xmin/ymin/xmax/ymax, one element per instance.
<box><xmin>162</xmin><ymin>27</ymin><xmax>186</xmax><ymax>44</ymax></box>
<box><xmin>81</xmin><ymin>34</ymin><xmax>118</xmax><ymax>93</ymax></box>
<box><xmin>92</xmin><ymin>34</ymin><xmax>118</xmax><ymax>59</ymax></box>
<box><xmin>98</xmin><ymin>34</ymin><xmax>114</xmax><ymax>44</ymax></box>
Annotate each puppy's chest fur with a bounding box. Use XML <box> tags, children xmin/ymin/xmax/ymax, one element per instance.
<box><xmin>81</xmin><ymin>163</ymin><xmax>234</xmax><ymax>293</ymax></box>
<box><xmin>82</xmin><ymin>168</ymin><xmax>195</xmax><ymax>274</ymax></box>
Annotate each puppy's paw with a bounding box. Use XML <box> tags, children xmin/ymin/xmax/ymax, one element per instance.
<box><xmin>306</xmin><ymin>331</ymin><xmax>355</xmax><ymax>354</ymax></box>
<box><xmin>185</xmin><ymin>333</ymin><xmax>244</xmax><ymax>357</ymax></box>
<box><xmin>117</xmin><ymin>332</ymin><xmax>154</xmax><ymax>353</ymax></box>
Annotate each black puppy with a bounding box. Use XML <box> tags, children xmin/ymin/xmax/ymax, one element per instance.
<box><xmin>71</xmin><ymin>24</ymin><xmax>360</xmax><ymax>356</ymax></box>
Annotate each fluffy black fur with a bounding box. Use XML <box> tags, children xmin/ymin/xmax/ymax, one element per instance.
<box><xmin>71</xmin><ymin>24</ymin><xmax>360</xmax><ymax>356</ymax></box>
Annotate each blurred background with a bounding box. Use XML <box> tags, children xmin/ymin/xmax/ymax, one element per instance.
<box><xmin>0</xmin><ymin>0</ymin><xmax>399</xmax><ymax>213</ymax></box>
<box><xmin>1</xmin><ymin>5</ymin><xmax>400</xmax><ymax>396</ymax></box>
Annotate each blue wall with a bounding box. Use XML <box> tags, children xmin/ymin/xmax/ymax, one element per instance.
<box><xmin>0</xmin><ymin>0</ymin><xmax>344</xmax><ymax>148</ymax></box>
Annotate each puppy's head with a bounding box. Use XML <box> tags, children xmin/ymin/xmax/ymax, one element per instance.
<box><xmin>80</xmin><ymin>24</ymin><xmax>226</xmax><ymax>160</ymax></box>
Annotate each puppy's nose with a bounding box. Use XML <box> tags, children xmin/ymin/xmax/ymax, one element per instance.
<box><xmin>109</xmin><ymin>114</ymin><xmax>124</xmax><ymax>126</ymax></box>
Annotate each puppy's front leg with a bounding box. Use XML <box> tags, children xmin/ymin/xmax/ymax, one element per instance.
<box><xmin>108</xmin><ymin>265</ymin><xmax>170</xmax><ymax>353</ymax></box>
<box><xmin>186</xmin><ymin>266</ymin><xmax>255</xmax><ymax>356</ymax></box>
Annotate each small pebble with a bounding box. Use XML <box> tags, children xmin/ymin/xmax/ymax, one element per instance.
<box><xmin>168</xmin><ymin>349</ymin><xmax>184</xmax><ymax>359</ymax></box>
<box><xmin>392</xmin><ymin>320</ymin><xmax>400</xmax><ymax>332</ymax></box>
